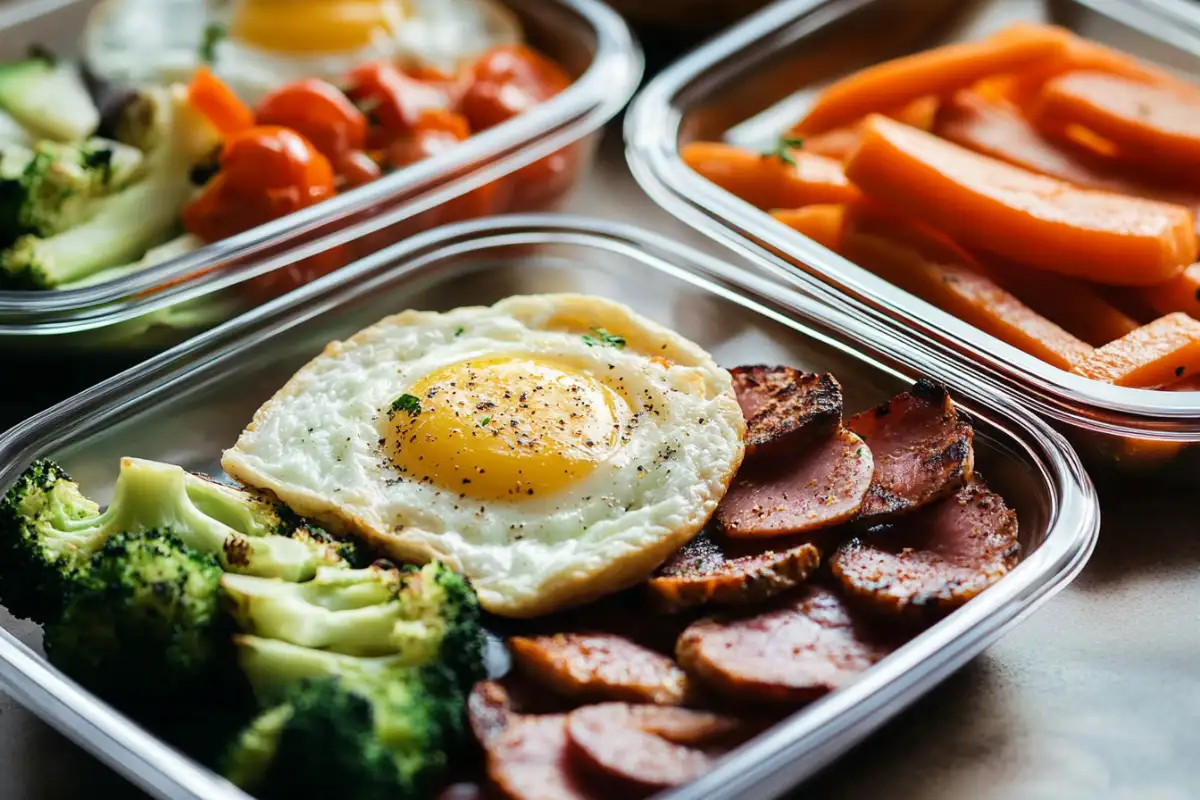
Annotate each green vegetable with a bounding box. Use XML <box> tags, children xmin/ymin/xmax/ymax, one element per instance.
<box><xmin>0</xmin><ymin>57</ymin><xmax>98</xmax><ymax>142</ymax></box>
<box><xmin>0</xmin><ymin>457</ymin><xmax>366</xmax><ymax>623</ymax></box>
<box><xmin>199</xmin><ymin>23</ymin><xmax>227</xmax><ymax>65</ymax></box>
<box><xmin>582</xmin><ymin>327</ymin><xmax>626</xmax><ymax>348</ymax></box>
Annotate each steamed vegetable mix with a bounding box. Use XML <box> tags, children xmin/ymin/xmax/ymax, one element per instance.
<box><xmin>0</xmin><ymin>42</ymin><xmax>572</xmax><ymax>294</ymax></box>
<box><xmin>684</xmin><ymin>21</ymin><xmax>1200</xmax><ymax>390</ymax></box>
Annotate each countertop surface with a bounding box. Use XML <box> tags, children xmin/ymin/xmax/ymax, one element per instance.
<box><xmin>1</xmin><ymin>131</ymin><xmax>1199</xmax><ymax>800</ymax></box>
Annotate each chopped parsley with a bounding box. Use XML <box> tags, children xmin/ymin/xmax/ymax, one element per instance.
<box><xmin>582</xmin><ymin>328</ymin><xmax>626</xmax><ymax>348</ymax></box>
<box><xmin>454</xmin><ymin>326</ymin><xmax>464</xmax><ymax>337</ymax></box>
<box><xmin>762</xmin><ymin>135</ymin><xmax>805</xmax><ymax>167</ymax></box>
<box><xmin>479</xmin><ymin>416</ymin><xmax>492</xmax><ymax>427</ymax></box>
<box><xmin>199</xmin><ymin>23</ymin><xmax>226</xmax><ymax>64</ymax></box>
<box><xmin>390</xmin><ymin>393</ymin><xmax>422</xmax><ymax>416</ymax></box>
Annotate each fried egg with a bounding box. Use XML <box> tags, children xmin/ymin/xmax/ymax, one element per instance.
<box><xmin>82</xmin><ymin>0</ymin><xmax>522</xmax><ymax>104</ymax></box>
<box><xmin>221</xmin><ymin>295</ymin><xmax>746</xmax><ymax>617</ymax></box>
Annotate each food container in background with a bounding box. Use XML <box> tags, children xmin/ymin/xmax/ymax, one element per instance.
<box><xmin>0</xmin><ymin>213</ymin><xmax>1097</xmax><ymax>800</ymax></box>
<box><xmin>625</xmin><ymin>0</ymin><xmax>1200</xmax><ymax>477</ymax></box>
<box><xmin>0</xmin><ymin>0</ymin><xmax>642</xmax><ymax>366</ymax></box>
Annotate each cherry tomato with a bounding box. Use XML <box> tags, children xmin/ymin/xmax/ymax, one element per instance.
<box><xmin>386</xmin><ymin>109</ymin><xmax>498</xmax><ymax>223</ymax></box>
<box><xmin>242</xmin><ymin>245</ymin><xmax>349</xmax><ymax>305</ymax></box>
<box><xmin>457</xmin><ymin>45</ymin><xmax>571</xmax><ymax>131</ymax></box>
<box><xmin>255</xmin><ymin>78</ymin><xmax>367</xmax><ymax>163</ymax></box>
<box><xmin>344</xmin><ymin>61</ymin><xmax>450</xmax><ymax>143</ymax></box>
<box><xmin>336</xmin><ymin>149</ymin><xmax>383</xmax><ymax>188</ymax></box>
<box><xmin>183</xmin><ymin>126</ymin><xmax>336</xmax><ymax>243</ymax></box>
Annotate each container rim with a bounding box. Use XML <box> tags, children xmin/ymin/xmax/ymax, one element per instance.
<box><xmin>0</xmin><ymin>0</ymin><xmax>643</xmax><ymax>320</ymax></box>
<box><xmin>0</xmin><ymin>213</ymin><xmax>1098</xmax><ymax>800</ymax></box>
<box><xmin>623</xmin><ymin>0</ymin><xmax>1200</xmax><ymax>434</ymax></box>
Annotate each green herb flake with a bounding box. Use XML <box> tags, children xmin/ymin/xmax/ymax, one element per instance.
<box><xmin>582</xmin><ymin>328</ymin><xmax>626</xmax><ymax>348</ymax></box>
<box><xmin>762</xmin><ymin>135</ymin><xmax>805</xmax><ymax>166</ymax></box>
<box><xmin>479</xmin><ymin>416</ymin><xmax>492</xmax><ymax>427</ymax></box>
<box><xmin>199</xmin><ymin>23</ymin><xmax>227</xmax><ymax>65</ymax></box>
<box><xmin>454</xmin><ymin>326</ymin><xmax>464</xmax><ymax>337</ymax></box>
<box><xmin>856</xmin><ymin>448</ymin><xmax>863</xmax><ymax>457</ymax></box>
<box><xmin>390</xmin><ymin>393</ymin><xmax>422</xmax><ymax>416</ymax></box>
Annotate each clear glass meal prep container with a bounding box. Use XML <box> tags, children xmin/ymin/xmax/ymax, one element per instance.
<box><xmin>625</xmin><ymin>0</ymin><xmax>1200</xmax><ymax>476</ymax></box>
<box><xmin>0</xmin><ymin>0</ymin><xmax>643</xmax><ymax>353</ymax></box>
<box><xmin>0</xmin><ymin>213</ymin><xmax>1098</xmax><ymax>800</ymax></box>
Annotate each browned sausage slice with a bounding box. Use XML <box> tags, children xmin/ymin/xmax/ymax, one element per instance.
<box><xmin>470</xmin><ymin>681</ymin><xmax>602</xmax><ymax>800</ymax></box>
<box><xmin>565</xmin><ymin>704</ymin><xmax>744</xmax><ymax>793</ymax></box>
<box><xmin>676</xmin><ymin>586</ymin><xmax>894</xmax><ymax>702</ymax></box>
<box><xmin>846</xmin><ymin>378</ymin><xmax>974</xmax><ymax>523</ymax></box>
<box><xmin>648</xmin><ymin>529</ymin><xmax>821</xmax><ymax>612</ymax></box>
<box><xmin>508</xmin><ymin>633</ymin><xmax>692</xmax><ymax>706</ymax></box>
<box><xmin>829</xmin><ymin>481</ymin><xmax>1020</xmax><ymax>620</ymax></box>
<box><xmin>730</xmin><ymin>366</ymin><xmax>843</xmax><ymax>458</ymax></box>
<box><xmin>716</xmin><ymin>427</ymin><xmax>873</xmax><ymax>537</ymax></box>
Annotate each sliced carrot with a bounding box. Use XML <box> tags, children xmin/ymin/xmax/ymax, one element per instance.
<box><xmin>187</xmin><ymin>66</ymin><xmax>254</xmax><ymax>138</ymax></box>
<box><xmin>801</xmin><ymin>127</ymin><xmax>863</xmax><ymax>161</ymax></box>
<box><xmin>794</xmin><ymin>26</ymin><xmax>1070</xmax><ymax>135</ymax></box>
<box><xmin>1141</xmin><ymin>263</ymin><xmax>1200</xmax><ymax>320</ymax></box>
<box><xmin>893</xmin><ymin>95</ymin><xmax>939</xmax><ymax>131</ymax></box>
<box><xmin>979</xmin><ymin>257</ymin><xmax>1141</xmax><ymax>346</ymax></box>
<box><xmin>681</xmin><ymin>141</ymin><xmax>860</xmax><ymax>211</ymax></box>
<box><xmin>771</xmin><ymin>204</ymin><xmax>846</xmax><ymax>251</ymax></box>
<box><xmin>1034</xmin><ymin>71</ymin><xmax>1200</xmax><ymax>171</ymax></box>
<box><xmin>1075</xmin><ymin>312</ymin><xmax>1200</xmax><ymax>386</ymax></box>
<box><xmin>844</xmin><ymin>115</ymin><xmax>1197</xmax><ymax>286</ymax></box>
<box><xmin>841</xmin><ymin>207</ymin><xmax>1094</xmax><ymax>371</ymax></box>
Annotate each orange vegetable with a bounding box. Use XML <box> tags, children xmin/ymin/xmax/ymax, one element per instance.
<box><xmin>682</xmin><ymin>141</ymin><xmax>860</xmax><ymax>211</ymax></box>
<box><xmin>187</xmin><ymin>66</ymin><xmax>254</xmax><ymax>138</ymax></box>
<box><xmin>183</xmin><ymin>126</ymin><xmax>336</xmax><ymax>243</ymax></box>
<box><xmin>457</xmin><ymin>44</ymin><xmax>571</xmax><ymax>132</ymax></box>
<box><xmin>388</xmin><ymin>109</ymin><xmax>497</xmax><ymax>222</ymax></box>
<box><xmin>844</xmin><ymin>115</ymin><xmax>1197</xmax><ymax>286</ymax></box>
<box><xmin>344</xmin><ymin>61</ymin><xmax>451</xmax><ymax>142</ymax></box>
<box><xmin>801</xmin><ymin>127</ymin><xmax>862</xmax><ymax>161</ymax></box>
<box><xmin>793</xmin><ymin>26</ymin><xmax>1070</xmax><ymax>135</ymax></box>
<box><xmin>841</xmin><ymin>205</ymin><xmax>1094</xmax><ymax>371</ymax></box>
<box><xmin>770</xmin><ymin>204</ymin><xmax>846</xmax><ymax>251</ymax></box>
<box><xmin>1140</xmin><ymin>262</ymin><xmax>1200</xmax><ymax>319</ymax></box>
<box><xmin>1075</xmin><ymin>312</ymin><xmax>1200</xmax><ymax>386</ymax></box>
<box><xmin>255</xmin><ymin>78</ymin><xmax>367</xmax><ymax>163</ymax></box>
<box><xmin>979</xmin><ymin>257</ymin><xmax>1141</xmax><ymax>346</ymax></box>
<box><xmin>1034</xmin><ymin>71</ymin><xmax>1200</xmax><ymax>170</ymax></box>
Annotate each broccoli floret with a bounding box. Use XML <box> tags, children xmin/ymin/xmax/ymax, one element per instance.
<box><xmin>0</xmin><ymin>138</ymin><xmax>143</xmax><ymax>246</ymax></box>
<box><xmin>41</xmin><ymin>530</ymin><xmax>237</xmax><ymax>707</ymax></box>
<box><xmin>223</xmin><ymin>665</ymin><xmax>465</xmax><ymax>800</ymax></box>
<box><xmin>0</xmin><ymin>84</ymin><xmax>218</xmax><ymax>289</ymax></box>
<box><xmin>221</xmin><ymin>561</ymin><xmax>485</xmax><ymax>689</ymax></box>
<box><xmin>0</xmin><ymin>458</ymin><xmax>363</xmax><ymax>621</ymax></box>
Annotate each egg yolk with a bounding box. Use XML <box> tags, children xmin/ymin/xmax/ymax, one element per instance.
<box><xmin>384</xmin><ymin>356</ymin><xmax>626</xmax><ymax>501</ymax></box>
<box><xmin>230</xmin><ymin>0</ymin><xmax>406</xmax><ymax>54</ymax></box>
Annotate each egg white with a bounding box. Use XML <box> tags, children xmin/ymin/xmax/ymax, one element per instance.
<box><xmin>222</xmin><ymin>294</ymin><xmax>746</xmax><ymax>617</ymax></box>
<box><xmin>82</xmin><ymin>0</ymin><xmax>523</xmax><ymax>104</ymax></box>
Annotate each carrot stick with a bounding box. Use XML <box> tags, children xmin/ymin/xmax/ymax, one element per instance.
<box><xmin>187</xmin><ymin>66</ymin><xmax>254</xmax><ymax>138</ymax></box>
<box><xmin>771</xmin><ymin>204</ymin><xmax>846</xmax><ymax>251</ymax></box>
<box><xmin>801</xmin><ymin>127</ymin><xmax>863</xmax><ymax>161</ymax></box>
<box><xmin>794</xmin><ymin>26</ymin><xmax>1070</xmax><ymax>135</ymax></box>
<box><xmin>681</xmin><ymin>141</ymin><xmax>861</xmax><ymax>211</ymax></box>
<box><xmin>844</xmin><ymin>115</ymin><xmax>1197</xmax><ymax>286</ymax></box>
<box><xmin>1075</xmin><ymin>312</ymin><xmax>1200</xmax><ymax>386</ymax></box>
<box><xmin>841</xmin><ymin>206</ymin><xmax>1094</xmax><ymax>371</ymax></box>
<box><xmin>1034</xmin><ymin>71</ymin><xmax>1200</xmax><ymax>171</ymax></box>
<box><xmin>1140</xmin><ymin>262</ymin><xmax>1200</xmax><ymax>319</ymax></box>
<box><xmin>979</xmin><ymin>257</ymin><xmax>1141</xmax><ymax>346</ymax></box>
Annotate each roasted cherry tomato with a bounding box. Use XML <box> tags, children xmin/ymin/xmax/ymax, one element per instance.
<box><xmin>183</xmin><ymin>126</ymin><xmax>336</xmax><ymax>243</ymax></box>
<box><xmin>336</xmin><ymin>149</ymin><xmax>384</xmax><ymax>188</ymax></box>
<box><xmin>387</xmin><ymin>109</ymin><xmax>498</xmax><ymax>223</ymax></box>
<box><xmin>242</xmin><ymin>245</ymin><xmax>350</xmax><ymax>305</ymax></box>
<box><xmin>457</xmin><ymin>45</ymin><xmax>571</xmax><ymax>131</ymax></box>
<box><xmin>255</xmin><ymin>78</ymin><xmax>367</xmax><ymax>163</ymax></box>
<box><xmin>344</xmin><ymin>61</ymin><xmax>450</xmax><ymax>143</ymax></box>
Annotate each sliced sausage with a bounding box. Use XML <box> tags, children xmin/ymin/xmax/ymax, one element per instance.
<box><xmin>716</xmin><ymin>427</ymin><xmax>874</xmax><ymax>537</ymax></box>
<box><xmin>648</xmin><ymin>529</ymin><xmax>821</xmax><ymax>612</ymax></box>
<box><xmin>508</xmin><ymin>633</ymin><xmax>692</xmax><ymax>706</ymax></box>
<box><xmin>470</xmin><ymin>681</ymin><xmax>602</xmax><ymax>800</ymax></box>
<box><xmin>846</xmin><ymin>378</ymin><xmax>974</xmax><ymax>523</ymax></box>
<box><xmin>565</xmin><ymin>703</ymin><xmax>745</xmax><ymax>793</ymax></box>
<box><xmin>829</xmin><ymin>481</ymin><xmax>1021</xmax><ymax>620</ymax></box>
<box><xmin>676</xmin><ymin>585</ymin><xmax>894</xmax><ymax>703</ymax></box>
<box><xmin>730</xmin><ymin>366</ymin><xmax>843</xmax><ymax>458</ymax></box>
